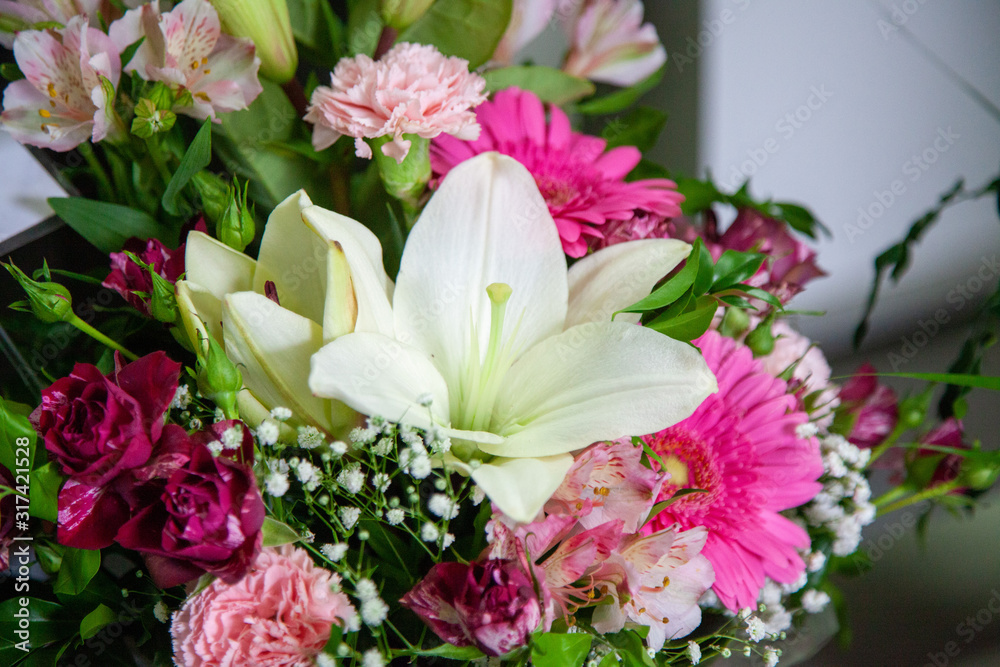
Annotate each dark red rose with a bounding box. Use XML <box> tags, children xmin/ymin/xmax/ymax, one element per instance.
<box><xmin>32</xmin><ymin>352</ymin><xmax>181</xmax><ymax>549</ymax></box>
<box><xmin>102</xmin><ymin>220</ymin><xmax>205</xmax><ymax>316</ymax></box>
<box><xmin>401</xmin><ymin>559</ymin><xmax>543</xmax><ymax>656</ymax></box>
<box><xmin>838</xmin><ymin>363</ymin><xmax>899</xmax><ymax>449</ymax></box>
<box><xmin>115</xmin><ymin>440</ymin><xmax>265</xmax><ymax>589</ymax></box>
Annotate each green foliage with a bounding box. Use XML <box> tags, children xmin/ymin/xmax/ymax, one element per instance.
<box><xmin>531</xmin><ymin>632</ymin><xmax>592</xmax><ymax>667</ymax></box>
<box><xmin>617</xmin><ymin>239</ymin><xmax>779</xmax><ymax>342</ymax></box>
<box><xmin>602</xmin><ymin>107</ymin><xmax>667</xmax><ymax>153</ymax></box>
<box><xmin>575</xmin><ymin>66</ymin><xmax>665</xmax><ymax>116</ymax></box>
<box><xmin>287</xmin><ymin>0</ymin><xmax>344</xmax><ymax>68</ymax></box>
<box><xmin>162</xmin><ymin>120</ymin><xmax>213</xmax><ymax>215</ymax></box>
<box><xmin>79</xmin><ymin>604</ymin><xmax>117</xmax><ymax>641</ymax></box>
<box><xmin>47</xmin><ymin>197</ymin><xmax>165</xmax><ymax>253</ymax></box>
<box><xmin>0</xmin><ymin>396</ymin><xmax>39</xmax><ymax>472</ymax></box>
<box><xmin>28</xmin><ymin>462</ymin><xmax>61</xmax><ymax>522</ymax></box>
<box><xmin>53</xmin><ymin>548</ymin><xmax>101</xmax><ymax>596</ymax></box>
<box><xmin>398</xmin><ymin>0</ymin><xmax>513</xmax><ymax>69</ymax></box>
<box><xmin>853</xmin><ymin>175</ymin><xmax>1000</xmax><ymax>348</ymax></box>
<box><xmin>484</xmin><ymin>66</ymin><xmax>595</xmax><ymax>105</ymax></box>
<box><xmin>261</xmin><ymin>517</ymin><xmax>301</xmax><ymax>546</ymax></box>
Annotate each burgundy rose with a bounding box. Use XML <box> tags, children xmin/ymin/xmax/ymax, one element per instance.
<box><xmin>401</xmin><ymin>559</ymin><xmax>543</xmax><ymax>656</ymax></box>
<box><xmin>838</xmin><ymin>363</ymin><xmax>899</xmax><ymax>449</ymax></box>
<box><xmin>102</xmin><ymin>220</ymin><xmax>205</xmax><ymax>317</ymax></box>
<box><xmin>0</xmin><ymin>464</ymin><xmax>15</xmax><ymax>570</ymax></box>
<box><xmin>115</xmin><ymin>440</ymin><xmax>265</xmax><ymax>589</ymax></box>
<box><xmin>33</xmin><ymin>352</ymin><xmax>181</xmax><ymax>549</ymax></box>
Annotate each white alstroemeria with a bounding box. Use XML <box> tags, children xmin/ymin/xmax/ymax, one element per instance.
<box><xmin>175</xmin><ymin>190</ymin><xmax>395</xmax><ymax>438</ymax></box>
<box><xmin>309</xmin><ymin>153</ymin><xmax>716</xmax><ymax>522</ymax></box>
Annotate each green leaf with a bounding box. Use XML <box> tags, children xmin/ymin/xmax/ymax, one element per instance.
<box><xmin>261</xmin><ymin>517</ymin><xmax>300</xmax><ymax>546</ymax></box>
<box><xmin>691</xmin><ymin>240</ymin><xmax>716</xmax><ymax>295</ymax></box>
<box><xmin>162</xmin><ymin>120</ymin><xmax>212</xmax><ymax>215</ymax></box>
<box><xmin>0</xmin><ymin>397</ymin><xmax>37</xmax><ymax>474</ymax></box>
<box><xmin>617</xmin><ymin>241</ymin><xmax>700</xmax><ymax>314</ymax></box>
<box><xmin>412</xmin><ymin>644</ymin><xmax>486</xmax><ymax>660</ymax></box>
<box><xmin>28</xmin><ymin>462</ymin><xmax>61</xmax><ymax>523</ymax></box>
<box><xmin>575</xmin><ymin>65</ymin><xmax>665</xmax><ymax>115</ymax></box>
<box><xmin>398</xmin><ymin>0</ymin><xmax>513</xmax><ymax>69</ymax></box>
<box><xmin>602</xmin><ymin>107</ymin><xmax>667</xmax><ymax>153</ymax></box>
<box><xmin>710</xmin><ymin>250</ymin><xmax>766</xmax><ymax>291</ymax></box>
<box><xmin>599</xmin><ymin>654</ymin><xmax>620</xmax><ymax>667</ymax></box>
<box><xmin>531</xmin><ymin>632</ymin><xmax>592</xmax><ymax>667</ymax></box>
<box><xmin>0</xmin><ymin>598</ymin><xmax>77</xmax><ymax>647</ymax></box>
<box><xmin>484</xmin><ymin>66</ymin><xmax>595</xmax><ymax>105</ymax></box>
<box><xmin>874</xmin><ymin>372</ymin><xmax>1000</xmax><ymax>391</ymax></box>
<box><xmin>48</xmin><ymin>197</ymin><xmax>165</xmax><ymax>253</ymax></box>
<box><xmin>648</xmin><ymin>295</ymin><xmax>718</xmax><ymax>341</ymax></box>
<box><xmin>287</xmin><ymin>0</ymin><xmax>343</xmax><ymax>68</ymax></box>
<box><xmin>675</xmin><ymin>177</ymin><xmax>724</xmax><ymax>215</ymax></box>
<box><xmin>774</xmin><ymin>201</ymin><xmax>830</xmax><ymax>239</ymax></box>
<box><xmin>79</xmin><ymin>604</ymin><xmax>117</xmax><ymax>640</ymax></box>
<box><xmin>53</xmin><ymin>547</ymin><xmax>101</xmax><ymax>596</ymax></box>
<box><xmin>345</xmin><ymin>0</ymin><xmax>383</xmax><ymax>56</ymax></box>
<box><xmin>1</xmin><ymin>62</ymin><xmax>24</xmax><ymax>81</ymax></box>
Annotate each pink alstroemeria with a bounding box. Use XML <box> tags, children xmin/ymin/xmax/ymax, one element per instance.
<box><xmin>591</xmin><ymin>526</ymin><xmax>713</xmax><ymax>651</ymax></box>
<box><xmin>108</xmin><ymin>0</ymin><xmax>262</xmax><ymax>120</ymax></box>
<box><xmin>1</xmin><ymin>15</ymin><xmax>121</xmax><ymax>151</ymax></box>
<box><xmin>546</xmin><ymin>439</ymin><xmax>662</xmax><ymax>533</ymax></box>
<box><xmin>492</xmin><ymin>0</ymin><xmax>559</xmax><ymax>65</ymax></box>
<box><xmin>562</xmin><ymin>0</ymin><xmax>666</xmax><ymax>87</ymax></box>
<box><xmin>0</xmin><ymin>0</ymin><xmax>106</xmax><ymax>48</ymax></box>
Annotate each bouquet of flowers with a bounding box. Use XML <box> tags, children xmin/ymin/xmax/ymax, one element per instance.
<box><xmin>1</xmin><ymin>1</ymin><xmax>998</xmax><ymax>666</ymax></box>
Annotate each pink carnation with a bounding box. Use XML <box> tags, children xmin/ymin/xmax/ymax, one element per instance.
<box><xmin>171</xmin><ymin>544</ymin><xmax>355</xmax><ymax>667</ymax></box>
<box><xmin>644</xmin><ymin>330</ymin><xmax>824</xmax><ymax>611</ymax></box>
<box><xmin>431</xmin><ymin>87</ymin><xmax>683</xmax><ymax>257</ymax></box>
<box><xmin>759</xmin><ymin>320</ymin><xmax>840</xmax><ymax>424</ymax></box>
<box><xmin>305</xmin><ymin>42</ymin><xmax>487</xmax><ymax>163</ymax></box>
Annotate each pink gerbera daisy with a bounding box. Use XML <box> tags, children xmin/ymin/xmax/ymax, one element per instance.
<box><xmin>644</xmin><ymin>330</ymin><xmax>823</xmax><ymax>611</ymax></box>
<box><xmin>430</xmin><ymin>87</ymin><xmax>683</xmax><ymax>257</ymax></box>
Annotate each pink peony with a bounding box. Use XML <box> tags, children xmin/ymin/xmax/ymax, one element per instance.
<box><xmin>108</xmin><ymin>0</ymin><xmax>262</xmax><ymax>120</ymax></box>
<box><xmin>562</xmin><ymin>0</ymin><xmax>666</xmax><ymax>86</ymax></box>
<box><xmin>644</xmin><ymin>330</ymin><xmax>824</xmax><ymax>611</ymax></box>
<box><xmin>431</xmin><ymin>87</ymin><xmax>683</xmax><ymax>257</ymax></box>
<box><xmin>1</xmin><ymin>15</ymin><xmax>121</xmax><ymax>151</ymax></box>
<box><xmin>305</xmin><ymin>42</ymin><xmax>487</xmax><ymax>162</ymax></box>
<box><xmin>838</xmin><ymin>363</ymin><xmax>899</xmax><ymax>449</ymax></box>
<box><xmin>171</xmin><ymin>544</ymin><xmax>355</xmax><ymax>667</ymax></box>
<box><xmin>401</xmin><ymin>558</ymin><xmax>545</xmax><ymax>657</ymax></box>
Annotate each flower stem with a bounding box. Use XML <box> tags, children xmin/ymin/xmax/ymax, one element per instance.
<box><xmin>146</xmin><ymin>136</ymin><xmax>174</xmax><ymax>186</ymax></box>
<box><xmin>872</xmin><ymin>485</ymin><xmax>908</xmax><ymax>508</ymax></box>
<box><xmin>876</xmin><ymin>480</ymin><xmax>961</xmax><ymax>517</ymax></box>
<box><xmin>77</xmin><ymin>143</ymin><xmax>114</xmax><ymax>200</ymax></box>
<box><xmin>67</xmin><ymin>314</ymin><xmax>138</xmax><ymax>361</ymax></box>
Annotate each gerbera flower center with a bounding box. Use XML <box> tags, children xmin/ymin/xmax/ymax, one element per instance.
<box><xmin>647</xmin><ymin>427</ymin><xmax>722</xmax><ymax>514</ymax></box>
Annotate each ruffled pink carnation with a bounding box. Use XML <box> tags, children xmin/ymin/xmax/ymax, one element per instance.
<box><xmin>171</xmin><ymin>544</ymin><xmax>355</xmax><ymax>667</ymax></box>
<box><xmin>759</xmin><ymin>321</ymin><xmax>840</xmax><ymax>424</ymax></box>
<box><xmin>431</xmin><ymin>87</ymin><xmax>683</xmax><ymax>257</ymax></box>
<box><xmin>644</xmin><ymin>330</ymin><xmax>824</xmax><ymax>611</ymax></box>
<box><xmin>305</xmin><ymin>42</ymin><xmax>487</xmax><ymax>163</ymax></box>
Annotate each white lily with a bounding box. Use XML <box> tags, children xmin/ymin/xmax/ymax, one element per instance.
<box><xmin>175</xmin><ymin>190</ymin><xmax>395</xmax><ymax>437</ymax></box>
<box><xmin>309</xmin><ymin>153</ymin><xmax>717</xmax><ymax>522</ymax></box>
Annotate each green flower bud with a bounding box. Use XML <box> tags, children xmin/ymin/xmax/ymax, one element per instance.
<box><xmin>4</xmin><ymin>261</ymin><xmax>73</xmax><ymax>323</ymax></box>
<box><xmin>196</xmin><ymin>336</ymin><xmax>243</xmax><ymax>420</ymax></box>
<box><xmin>146</xmin><ymin>82</ymin><xmax>176</xmax><ymax>111</ymax></box>
<box><xmin>217</xmin><ymin>179</ymin><xmax>256</xmax><ymax>252</ymax></box>
<box><xmin>719</xmin><ymin>306</ymin><xmax>750</xmax><ymax>338</ymax></box>
<box><xmin>211</xmin><ymin>0</ymin><xmax>298</xmax><ymax>83</ymax></box>
<box><xmin>191</xmin><ymin>170</ymin><xmax>230</xmax><ymax>225</ymax></box>
<box><xmin>380</xmin><ymin>0</ymin><xmax>434</xmax><ymax>30</ymax></box>
<box><xmin>370</xmin><ymin>134</ymin><xmax>431</xmax><ymax>213</ymax></box>
<box><xmin>149</xmin><ymin>270</ymin><xmax>179</xmax><ymax>324</ymax></box>
<box><xmin>959</xmin><ymin>456</ymin><xmax>1000</xmax><ymax>491</ymax></box>
<box><xmin>131</xmin><ymin>98</ymin><xmax>177</xmax><ymax>138</ymax></box>
<box><xmin>746</xmin><ymin>313</ymin><xmax>776</xmax><ymax>357</ymax></box>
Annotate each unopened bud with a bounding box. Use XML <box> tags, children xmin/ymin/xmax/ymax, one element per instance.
<box><xmin>217</xmin><ymin>179</ymin><xmax>256</xmax><ymax>252</ymax></box>
<box><xmin>4</xmin><ymin>261</ymin><xmax>73</xmax><ymax>323</ymax></box>
<box><xmin>197</xmin><ymin>336</ymin><xmax>242</xmax><ymax>419</ymax></box>
<box><xmin>746</xmin><ymin>314</ymin><xmax>776</xmax><ymax>357</ymax></box>
<box><xmin>191</xmin><ymin>171</ymin><xmax>230</xmax><ymax>226</ymax></box>
<box><xmin>380</xmin><ymin>0</ymin><xmax>434</xmax><ymax>30</ymax></box>
<box><xmin>211</xmin><ymin>0</ymin><xmax>298</xmax><ymax>83</ymax></box>
<box><xmin>370</xmin><ymin>134</ymin><xmax>430</xmax><ymax>212</ymax></box>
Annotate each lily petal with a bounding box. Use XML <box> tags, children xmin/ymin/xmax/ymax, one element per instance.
<box><xmin>566</xmin><ymin>239</ymin><xmax>690</xmax><ymax>328</ymax></box>
<box><xmin>175</xmin><ymin>279</ymin><xmax>223</xmax><ymax>347</ymax></box>
<box><xmin>470</xmin><ymin>454</ymin><xmax>575</xmax><ymax>524</ymax></box>
<box><xmin>484</xmin><ymin>321</ymin><xmax>717</xmax><ymax>458</ymax></box>
<box><xmin>223</xmin><ymin>291</ymin><xmax>352</xmax><ymax>434</ymax></box>
<box><xmin>393</xmin><ymin>152</ymin><xmax>568</xmax><ymax>388</ymax></box>
<box><xmin>185</xmin><ymin>230</ymin><xmax>257</xmax><ymax>300</ymax></box>
<box><xmin>309</xmin><ymin>331</ymin><xmax>451</xmax><ymax>430</ymax></box>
